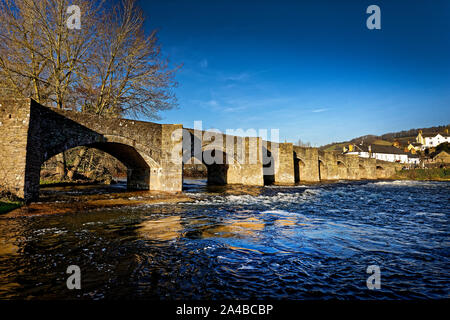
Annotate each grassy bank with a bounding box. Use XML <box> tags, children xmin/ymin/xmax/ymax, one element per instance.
<box><xmin>0</xmin><ymin>189</ymin><xmax>23</xmax><ymax>214</ymax></box>
<box><xmin>40</xmin><ymin>176</ymin><xmax>116</xmax><ymax>186</ymax></box>
<box><xmin>393</xmin><ymin>168</ymin><xmax>450</xmax><ymax>181</ymax></box>
<box><xmin>0</xmin><ymin>201</ymin><xmax>22</xmax><ymax>214</ymax></box>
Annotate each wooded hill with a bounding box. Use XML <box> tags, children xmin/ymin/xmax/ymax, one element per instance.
<box><xmin>320</xmin><ymin>125</ymin><xmax>450</xmax><ymax>152</ymax></box>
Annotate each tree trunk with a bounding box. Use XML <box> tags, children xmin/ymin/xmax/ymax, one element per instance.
<box><xmin>55</xmin><ymin>152</ymin><xmax>67</xmax><ymax>179</ymax></box>
<box><xmin>85</xmin><ymin>151</ymin><xmax>95</xmax><ymax>179</ymax></box>
<box><xmin>67</xmin><ymin>148</ymin><xmax>87</xmax><ymax>180</ymax></box>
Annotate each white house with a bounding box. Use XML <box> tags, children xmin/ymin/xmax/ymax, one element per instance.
<box><xmin>407</xmin><ymin>154</ymin><xmax>420</xmax><ymax>165</ymax></box>
<box><xmin>422</xmin><ymin>134</ymin><xmax>450</xmax><ymax>149</ymax></box>
<box><xmin>345</xmin><ymin>144</ymin><xmax>412</xmax><ymax>164</ymax></box>
<box><xmin>416</xmin><ymin>131</ymin><xmax>450</xmax><ymax>150</ymax></box>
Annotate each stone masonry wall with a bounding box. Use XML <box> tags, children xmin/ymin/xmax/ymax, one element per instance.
<box><xmin>0</xmin><ymin>99</ymin><xmax>31</xmax><ymax>199</ymax></box>
<box><xmin>293</xmin><ymin>146</ymin><xmax>320</xmax><ymax>182</ymax></box>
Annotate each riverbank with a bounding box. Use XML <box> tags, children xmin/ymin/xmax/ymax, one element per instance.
<box><xmin>392</xmin><ymin>168</ymin><xmax>449</xmax><ymax>181</ymax></box>
<box><xmin>0</xmin><ymin>201</ymin><xmax>22</xmax><ymax>214</ymax></box>
<box><xmin>2</xmin><ymin>189</ymin><xmax>194</xmax><ymax>217</ymax></box>
<box><xmin>0</xmin><ymin>189</ymin><xmax>23</xmax><ymax>214</ymax></box>
<box><xmin>40</xmin><ymin>175</ymin><xmax>118</xmax><ymax>186</ymax></box>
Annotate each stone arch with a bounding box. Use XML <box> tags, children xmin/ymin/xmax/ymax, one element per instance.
<box><xmin>262</xmin><ymin>146</ymin><xmax>275</xmax><ymax>185</ymax></box>
<box><xmin>182</xmin><ymin>129</ymin><xmax>251</xmax><ymax>186</ymax></box>
<box><xmin>318</xmin><ymin>159</ymin><xmax>327</xmax><ymax>181</ymax></box>
<box><xmin>182</xmin><ymin>130</ymin><xmax>205</xmax><ymax>180</ymax></box>
<box><xmin>337</xmin><ymin>160</ymin><xmax>346</xmax><ymax>167</ymax></box>
<box><xmin>40</xmin><ymin>133</ymin><xmax>163</xmax><ymax>192</ymax></box>
<box><xmin>201</xmin><ymin>147</ymin><xmax>231</xmax><ymax>185</ymax></box>
<box><xmin>293</xmin><ymin>151</ymin><xmax>306</xmax><ymax>183</ymax></box>
<box><xmin>43</xmin><ymin>134</ymin><xmax>161</xmax><ymax>169</ymax></box>
<box><xmin>99</xmin><ymin>135</ymin><xmax>161</xmax><ymax>169</ymax></box>
<box><xmin>38</xmin><ymin>133</ymin><xmax>163</xmax><ymax>198</ymax></box>
<box><xmin>336</xmin><ymin>160</ymin><xmax>348</xmax><ymax>180</ymax></box>
<box><xmin>44</xmin><ymin>142</ymin><xmax>152</xmax><ymax>190</ymax></box>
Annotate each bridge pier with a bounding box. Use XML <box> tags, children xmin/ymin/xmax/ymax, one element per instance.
<box><xmin>319</xmin><ymin>150</ymin><xmax>337</xmax><ymax>180</ymax></box>
<box><xmin>345</xmin><ymin>155</ymin><xmax>360</xmax><ymax>180</ymax></box>
<box><xmin>358</xmin><ymin>158</ymin><xmax>371</xmax><ymax>179</ymax></box>
<box><xmin>232</xmin><ymin>137</ymin><xmax>264</xmax><ymax>186</ymax></box>
<box><xmin>263</xmin><ymin>142</ymin><xmax>295</xmax><ymax>185</ymax></box>
<box><xmin>293</xmin><ymin>146</ymin><xmax>320</xmax><ymax>182</ymax></box>
<box><xmin>185</xmin><ymin>131</ymin><xmax>264</xmax><ymax>186</ymax></box>
<box><xmin>0</xmin><ymin>99</ymin><xmax>39</xmax><ymax>201</ymax></box>
<box><xmin>127</xmin><ymin>168</ymin><xmax>150</xmax><ymax>189</ymax></box>
<box><xmin>205</xmin><ymin>136</ymin><xmax>264</xmax><ymax>186</ymax></box>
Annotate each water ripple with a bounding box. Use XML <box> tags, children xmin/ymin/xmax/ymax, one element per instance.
<box><xmin>0</xmin><ymin>180</ymin><xmax>448</xmax><ymax>299</ymax></box>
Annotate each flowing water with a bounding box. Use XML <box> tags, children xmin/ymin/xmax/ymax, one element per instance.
<box><xmin>0</xmin><ymin>179</ymin><xmax>448</xmax><ymax>300</ymax></box>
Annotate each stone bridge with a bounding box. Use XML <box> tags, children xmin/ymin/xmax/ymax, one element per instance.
<box><xmin>0</xmin><ymin>99</ymin><xmax>401</xmax><ymax>201</ymax></box>
<box><xmin>0</xmin><ymin>99</ymin><xmax>182</xmax><ymax>201</ymax></box>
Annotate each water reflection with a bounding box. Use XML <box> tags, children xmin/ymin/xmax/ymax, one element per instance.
<box><xmin>201</xmin><ymin>217</ymin><xmax>264</xmax><ymax>239</ymax></box>
<box><xmin>138</xmin><ymin>216</ymin><xmax>182</xmax><ymax>241</ymax></box>
<box><xmin>0</xmin><ymin>241</ymin><xmax>19</xmax><ymax>256</ymax></box>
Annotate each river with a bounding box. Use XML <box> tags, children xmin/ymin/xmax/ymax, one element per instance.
<box><xmin>0</xmin><ymin>179</ymin><xmax>448</xmax><ymax>300</ymax></box>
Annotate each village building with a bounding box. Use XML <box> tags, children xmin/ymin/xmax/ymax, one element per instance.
<box><xmin>344</xmin><ymin>144</ymin><xmax>418</xmax><ymax>164</ymax></box>
<box><xmin>392</xmin><ymin>140</ymin><xmax>400</xmax><ymax>148</ymax></box>
<box><xmin>415</xmin><ymin>130</ymin><xmax>450</xmax><ymax>150</ymax></box>
<box><xmin>406</xmin><ymin>142</ymin><xmax>422</xmax><ymax>154</ymax></box>
<box><xmin>432</xmin><ymin>151</ymin><xmax>450</xmax><ymax>165</ymax></box>
<box><xmin>407</xmin><ymin>154</ymin><xmax>421</xmax><ymax>165</ymax></box>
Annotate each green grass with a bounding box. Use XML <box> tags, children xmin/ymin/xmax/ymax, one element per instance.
<box><xmin>322</xmin><ymin>142</ymin><xmax>348</xmax><ymax>152</ymax></box>
<box><xmin>40</xmin><ymin>178</ymin><xmax>65</xmax><ymax>185</ymax></box>
<box><xmin>393</xmin><ymin>168</ymin><xmax>450</xmax><ymax>181</ymax></box>
<box><xmin>372</xmin><ymin>139</ymin><xmax>393</xmax><ymax>146</ymax></box>
<box><xmin>0</xmin><ymin>201</ymin><xmax>22</xmax><ymax>214</ymax></box>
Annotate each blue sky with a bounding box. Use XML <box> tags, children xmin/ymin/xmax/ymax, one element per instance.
<box><xmin>139</xmin><ymin>0</ymin><xmax>450</xmax><ymax>146</ymax></box>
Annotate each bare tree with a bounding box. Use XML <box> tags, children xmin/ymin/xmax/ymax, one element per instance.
<box><xmin>77</xmin><ymin>0</ymin><xmax>178</xmax><ymax>119</ymax></box>
<box><xmin>0</xmin><ymin>0</ymin><xmax>101</xmax><ymax>177</ymax></box>
<box><xmin>0</xmin><ymin>0</ymin><xmax>179</xmax><ymax>180</ymax></box>
<box><xmin>296</xmin><ymin>139</ymin><xmax>311</xmax><ymax>147</ymax></box>
<box><xmin>69</xmin><ymin>0</ymin><xmax>179</xmax><ymax>179</ymax></box>
<box><xmin>0</xmin><ymin>0</ymin><xmax>100</xmax><ymax>108</ymax></box>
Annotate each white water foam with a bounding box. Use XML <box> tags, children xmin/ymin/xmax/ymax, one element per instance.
<box><xmin>366</xmin><ymin>180</ymin><xmax>443</xmax><ymax>187</ymax></box>
<box><xmin>259</xmin><ymin>209</ymin><xmax>291</xmax><ymax>214</ymax></box>
<box><xmin>266</xmin><ymin>185</ymin><xmax>309</xmax><ymax>189</ymax></box>
<box><xmin>185</xmin><ymin>189</ymin><xmax>323</xmax><ymax>207</ymax></box>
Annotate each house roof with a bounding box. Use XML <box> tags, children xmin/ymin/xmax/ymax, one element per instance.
<box><xmin>421</xmin><ymin>133</ymin><xmax>450</xmax><ymax>138</ymax></box>
<box><xmin>353</xmin><ymin>144</ymin><xmax>410</xmax><ymax>155</ymax></box>
<box><xmin>433</xmin><ymin>151</ymin><xmax>450</xmax><ymax>159</ymax></box>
